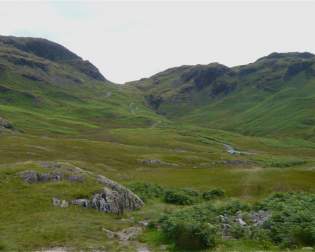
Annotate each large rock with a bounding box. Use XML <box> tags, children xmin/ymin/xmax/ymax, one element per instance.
<box><xmin>71</xmin><ymin>184</ymin><xmax>144</xmax><ymax>215</ymax></box>
<box><xmin>68</xmin><ymin>175</ymin><xmax>144</xmax><ymax>214</ymax></box>
<box><xmin>92</xmin><ymin>175</ymin><xmax>144</xmax><ymax>214</ymax></box>
<box><xmin>92</xmin><ymin>188</ymin><xmax>122</xmax><ymax>214</ymax></box>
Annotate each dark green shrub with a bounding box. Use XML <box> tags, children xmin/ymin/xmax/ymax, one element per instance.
<box><xmin>127</xmin><ymin>182</ymin><xmax>164</xmax><ymax>202</ymax></box>
<box><xmin>159</xmin><ymin>203</ymin><xmax>219</xmax><ymax>249</ymax></box>
<box><xmin>264</xmin><ymin>211</ymin><xmax>315</xmax><ymax>247</ymax></box>
<box><xmin>291</xmin><ymin>226</ymin><xmax>315</xmax><ymax>246</ymax></box>
<box><xmin>182</xmin><ymin>188</ymin><xmax>200</xmax><ymax>197</ymax></box>
<box><xmin>0</xmin><ymin>242</ymin><xmax>6</xmax><ymax>251</ymax></box>
<box><xmin>158</xmin><ymin>192</ymin><xmax>315</xmax><ymax>250</ymax></box>
<box><xmin>160</xmin><ymin>209</ymin><xmax>217</xmax><ymax>250</ymax></box>
<box><xmin>172</xmin><ymin>222</ymin><xmax>216</xmax><ymax>250</ymax></box>
<box><xmin>202</xmin><ymin>188</ymin><xmax>225</xmax><ymax>200</ymax></box>
<box><xmin>164</xmin><ymin>190</ymin><xmax>195</xmax><ymax>205</ymax></box>
<box><xmin>259</xmin><ymin>193</ymin><xmax>315</xmax><ymax>247</ymax></box>
<box><xmin>219</xmin><ymin>200</ymin><xmax>251</xmax><ymax>215</ymax></box>
<box><xmin>230</xmin><ymin>223</ymin><xmax>246</xmax><ymax>239</ymax></box>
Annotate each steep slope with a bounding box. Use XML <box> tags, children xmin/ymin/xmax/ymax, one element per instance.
<box><xmin>0</xmin><ymin>35</ymin><xmax>107</xmax><ymax>81</ymax></box>
<box><xmin>0</xmin><ymin>35</ymin><xmax>164</xmax><ymax>135</ymax></box>
<box><xmin>130</xmin><ymin>52</ymin><xmax>315</xmax><ymax>138</ymax></box>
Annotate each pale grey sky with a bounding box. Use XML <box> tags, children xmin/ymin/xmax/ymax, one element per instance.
<box><xmin>0</xmin><ymin>1</ymin><xmax>315</xmax><ymax>83</ymax></box>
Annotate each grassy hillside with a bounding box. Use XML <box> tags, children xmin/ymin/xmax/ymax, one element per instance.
<box><xmin>130</xmin><ymin>52</ymin><xmax>315</xmax><ymax>138</ymax></box>
<box><xmin>0</xmin><ymin>36</ymin><xmax>166</xmax><ymax>135</ymax></box>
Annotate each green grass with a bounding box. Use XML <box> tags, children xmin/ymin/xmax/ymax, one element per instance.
<box><xmin>1</xmin><ymin>123</ymin><xmax>315</xmax><ymax>251</ymax></box>
<box><xmin>1</xmin><ymin>125</ymin><xmax>315</xmax><ymax>251</ymax></box>
<box><xmin>1</xmin><ymin>116</ymin><xmax>315</xmax><ymax>251</ymax></box>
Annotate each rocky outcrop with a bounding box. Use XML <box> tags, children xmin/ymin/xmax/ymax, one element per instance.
<box><xmin>67</xmin><ymin>59</ymin><xmax>106</xmax><ymax>81</ymax></box>
<box><xmin>48</xmin><ymin>173</ymin><xmax>144</xmax><ymax>214</ymax></box>
<box><xmin>0</xmin><ymin>35</ymin><xmax>80</xmax><ymax>62</ymax></box>
<box><xmin>54</xmin><ymin>178</ymin><xmax>144</xmax><ymax>214</ymax></box>
<box><xmin>96</xmin><ymin>175</ymin><xmax>144</xmax><ymax>213</ymax></box>
<box><xmin>2</xmin><ymin>54</ymin><xmax>49</xmax><ymax>71</ymax></box>
<box><xmin>180</xmin><ymin>63</ymin><xmax>231</xmax><ymax>90</ymax></box>
<box><xmin>0</xmin><ymin>117</ymin><xmax>13</xmax><ymax>129</ymax></box>
<box><xmin>19</xmin><ymin>169</ymin><xmax>84</xmax><ymax>184</ymax></box>
<box><xmin>19</xmin><ymin>163</ymin><xmax>144</xmax><ymax>215</ymax></box>
<box><xmin>20</xmin><ymin>170</ymin><xmax>64</xmax><ymax>183</ymax></box>
<box><xmin>284</xmin><ymin>61</ymin><xmax>315</xmax><ymax>79</ymax></box>
<box><xmin>219</xmin><ymin>210</ymin><xmax>271</xmax><ymax>239</ymax></box>
<box><xmin>53</xmin><ymin>179</ymin><xmax>144</xmax><ymax>214</ymax></box>
<box><xmin>145</xmin><ymin>95</ymin><xmax>163</xmax><ymax>110</ymax></box>
<box><xmin>91</xmin><ymin>188</ymin><xmax>123</xmax><ymax>214</ymax></box>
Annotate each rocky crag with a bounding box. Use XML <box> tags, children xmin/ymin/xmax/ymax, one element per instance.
<box><xmin>20</xmin><ymin>161</ymin><xmax>144</xmax><ymax>215</ymax></box>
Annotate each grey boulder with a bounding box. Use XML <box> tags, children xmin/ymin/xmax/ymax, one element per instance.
<box><xmin>0</xmin><ymin>117</ymin><xmax>13</xmax><ymax>129</ymax></box>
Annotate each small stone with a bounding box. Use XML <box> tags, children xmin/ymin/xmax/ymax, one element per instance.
<box><xmin>159</xmin><ymin>245</ymin><xmax>168</xmax><ymax>251</ymax></box>
<box><xmin>60</xmin><ymin>200</ymin><xmax>69</xmax><ymax>208</ymax></box>
<box><xmin>71</xmin><ymin>199</ymin><xmax>90</xmax><ymax>208</ymax></box>
<box><xmin>137</xmin><ymin>245</ymin><xmax>150</xmax><ymax>252</ymax></box>
<box><xmin>237</xmin><ymin>218</ymin><xmax>247</xmax><ymax>226</ymax></box>
<box><xmin>139</xmin><ymin>220</ymin><xmax>149</xmax><ymax>227</ymax></box>
<box><xmin>20</xmin><ymin>170</ymin><xmax>39</xmax><ymax>183</ymax></box>
<box><xmin>116</xmin><ymin>227</ymin><xmax>143</xmax><ymax>241</ymax></box>
<box><xmin>68</xmin><ymin>175</ymin><xmax>84</xmax><ymax>183</ymax></box>
<box><xmin>142</xmin><ymin>159</ymin><xmax>162</xmax><ymax>165</ymax></box>
<box><xmin>50</xmin><ymin>172</ymin><xmax>63</xmax><ymax>181</ymax></box>
<box><xmin>102</xmin><ymin>228</ymin><xmax>115</xmax><ymax>239</ymax></box>
<box><xmin>52</xmin><ymin>197</ymin><xmax>61</xmax><ymax>207</ymax></box>
<box><xmin>251</xmin><ymin>210</ymin><xmax>271</xmax><ymax>226</ymax></box>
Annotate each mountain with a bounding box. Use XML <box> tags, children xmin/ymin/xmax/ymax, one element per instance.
<box><xmin>0</xmin><ymin>35</ymin><xmax>106</xmax><ymax>82</ymax></box>
<box><xmin>0</xmin><ymin>35</ymin><xmax>163</xmax><ymax>135</ymax></box>
<box><xmin>2</xmin><ymin>35</ymin><xmax>315</xmax><ymax>138</ymax></box>
<box><xmin>130</xmin><ymin>52</ymin><xmax>315</xmax><ymax>138</ymax></box>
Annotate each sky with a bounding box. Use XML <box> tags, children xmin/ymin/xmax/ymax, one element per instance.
<box><xmin>0</xmin><ymin>1</ymin><xmax>315</xmax><ymax>83</ymax></box>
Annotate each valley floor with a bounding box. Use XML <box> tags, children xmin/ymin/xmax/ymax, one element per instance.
<box><xmin>0</xmin><ymin>126</ymin><xmax>315</xmax><ymax>251</ymax></box>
